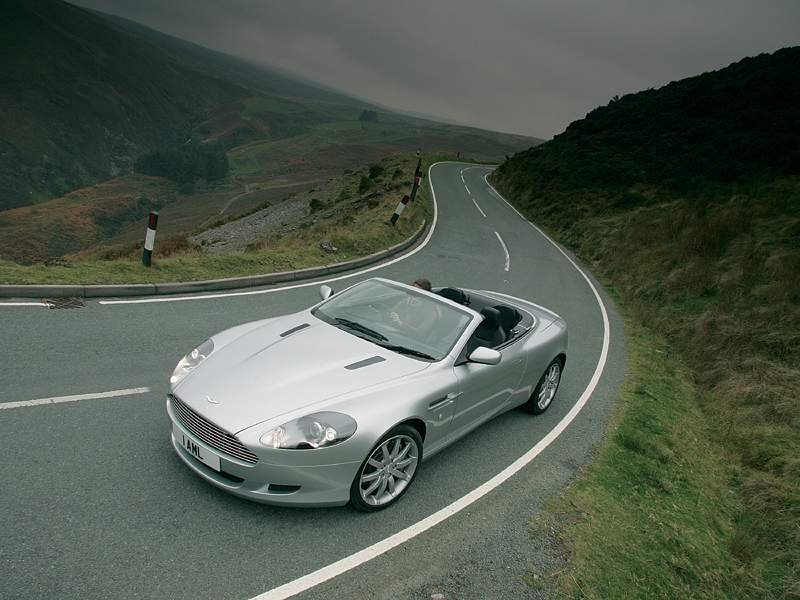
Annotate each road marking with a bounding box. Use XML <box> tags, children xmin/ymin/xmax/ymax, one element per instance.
<box><xmin>471</xmin><ymin>197</ymin><xmax>487</xmax><ymax>218</ymax></box>
<box><xmin>0</xmin><ymin>387</ymin><xmax>151</xmax><ymax>410</ymax></box>
<box><xmin>252</xmin><ymin>167</ymin><xmax>612</xmax><ymax>600</ymax></box>
<box><xmin>464</xmin><ymin>182</ymin><xmax>471</xmax><ymax>195</ymax></box>
<box><xmin>99</xmin><ymin>162</ymin><xmax>446</xmax><ymax>305</ymax></box>
<box><xmin>494</xmin><ymin>231</ymin><xmax>510</xmax><ymax>272</ymax></box>
<box><xmin>0</xmin><ymin>301</ymin><xmax>50</xmax><ymax>308</ymax></box>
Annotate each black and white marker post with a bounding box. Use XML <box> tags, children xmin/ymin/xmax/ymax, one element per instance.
<box><xmin>142</xmin><ymin>211</ymin><xmax>158</xmax><ymax>267</ymax></box>
<box><xmin>389</xmin><ymin>195</ymin><xmax>410</xmax><ymax>225</ymax></box>
<box><xmin>390</xmin><ymin>150</ymin><xmax>423</xmax><ymax>226</ymax></box>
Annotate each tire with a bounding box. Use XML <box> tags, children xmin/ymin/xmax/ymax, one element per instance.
<box><xmin>350</xmin><ymin>424</ymin><xmax>423</xmax><ymax>512</ymax></box>
<box><xmin>524</xmin><ymin>357</ymin><xmax>564</xmax><ymax>415</ymax></box>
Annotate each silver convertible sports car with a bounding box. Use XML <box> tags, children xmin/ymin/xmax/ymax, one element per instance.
<box><xmin>167</xmin><ymin>278</ymin><xmax>567</xmax><ymax>510</ymax></box>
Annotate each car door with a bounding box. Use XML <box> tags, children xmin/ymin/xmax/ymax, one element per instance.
<box><xmin>448</xmin><ymin>340</ymin><xmax>527</xmax><ymax>442</ymax></box>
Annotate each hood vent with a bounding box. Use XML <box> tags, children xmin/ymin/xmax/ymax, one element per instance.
<box><xmin>279</xmin><ymin>323</ymin><xmax>310</xmax><ymax>337</ymax></box>
<box><xmin>344</xmin><ymin>356</ymin><xmax>386</xmax><ymax>370</ymax></box>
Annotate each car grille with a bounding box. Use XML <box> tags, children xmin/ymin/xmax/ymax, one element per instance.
<box><xmin>169</xmin><ymin>394</ymin><xmax>259</xmax><ymax>464</ymax></box>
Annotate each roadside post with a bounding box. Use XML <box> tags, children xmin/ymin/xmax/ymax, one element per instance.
<box><xmin>390</xmin><ymin>149</ymin><xmax>423</xmax><ymax>226</ymax></box>
<box><xmin>390</xmin><ymin>195</ymin><xmax>410</xmax><ymax>225</ymax></box>
<box><xmin>142</xmin><ymin>211</ymin><xmax>158</xmax><ymax>267</ymax></box>
<box><xmin>409</xmin><ymin>148</ymin><xmax>423</xmax><ymax>203</ymax></box>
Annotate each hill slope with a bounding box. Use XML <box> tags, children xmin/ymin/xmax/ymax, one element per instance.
<box><xmin>495</xmin><ymin>46</ymin><xmax>799</xmax><ymax>197</ymax></box>
<box><xmin>491</xmin><ymin>47</ymin><xmax>799</xmax><ymax>597</ymax></box>
<box><xmin>0</xmin><ymin>0</ymin><xmax>539</xmax><ymax>262</ymax></box>
<box><xmin>0</xmin><ymin>0</ymin><xmax>391</xmax><ymax>212</ymax></box>
<box><xmin>0</xmin><ymin>0</ymin><xmax>253</xmax><ymax>209</ymax></box>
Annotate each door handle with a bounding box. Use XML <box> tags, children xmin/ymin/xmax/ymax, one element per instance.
<box><xmin>428</xmin><ymin>391</ymin><xmax>461</xmax><ymax>410</ymax></box>
<box><xmin>428</xmin><ymin>398</ymin><xmax>451</xmax><ymax>410</ymax></box>
<box><xmin>428</xmin><ymin>397</ymin><xmax>453</xmax><ymax>410</ymax></box>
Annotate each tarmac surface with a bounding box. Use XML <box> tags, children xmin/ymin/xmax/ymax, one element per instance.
<box><xmin>0</xmin><ymin>162</ymin><xmax>625</xmax><ymax>600</ymax></box>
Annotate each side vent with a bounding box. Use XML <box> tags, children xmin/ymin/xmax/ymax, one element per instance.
<box><xmin>344</xmin><ymin>356</ymin><xmax>386</xmax><ymax>370</ymax></box>
<box><xmin>279</xmin><ymin>323</ymin><xmax>310</xmax><ymax>337</ymax></box>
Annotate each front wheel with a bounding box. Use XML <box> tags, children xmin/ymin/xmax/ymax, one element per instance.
<box><xmin>524</xmin><ymin>358</ymin><xmax>563</xmax><ymax>414</ymax></box>
<box><xmin>350</xmin><ymin>424</ymin><xmax>422</xmax><ymax>512</ymax></box>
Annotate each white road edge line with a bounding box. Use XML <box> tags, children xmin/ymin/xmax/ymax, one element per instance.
<box><xmin>0</xmin><ymin>301</ymin><xmax>50</xmax><ymax>308</ymax></box>
<box><xmin>99</xmin><ymin>162</ymin><xmax>446</xmax><ymax>306</ymax></box>
<box><xmin>464</xmin><ymin>182</ymin><xmax>471</xmax><ymax>195</ymax></box>
<box><xmin>493</xmin><ymin>231</ymin><xmax>510</xmax><ymax>272</ymax></box>
<box><xmin>471</xmin><ymin>197</ymin><xmax>487</xmax><ymax>218</ymax></box>
<box><xmin>252</xmin><ymin>167</ymin><xmax>611</xmax><ymax>600</ymax></box>
<box><xmin>1</xmin><ymin>387</ymin><xmax>151</xmax><ymax>410</ymax></box>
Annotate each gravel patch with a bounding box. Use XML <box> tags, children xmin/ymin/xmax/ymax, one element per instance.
<box><xmin>190</xmin><ymin>196</ymin><xmax>311</xmax><ymax>253</ymax></box>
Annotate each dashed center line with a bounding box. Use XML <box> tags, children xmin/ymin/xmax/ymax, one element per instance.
<box><xmin>494</xmin><ymin>231</ymin><xmax>510</xmax><ymax>272</ymax></box>
<box><xmin>1</xmin><ymin>387</ymin><xmax>152</xmax><ymax>410</ymax></box>
<box><xmin>471</xmin><ymin>197</ymin><xmax>487</xmax><ymax>217</ymax></box>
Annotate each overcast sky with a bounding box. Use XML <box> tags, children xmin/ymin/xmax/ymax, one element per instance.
<box><xmin>71</xmin><ymin>0</ymin><xmax>799</xmax><ymax>138</ymax></box>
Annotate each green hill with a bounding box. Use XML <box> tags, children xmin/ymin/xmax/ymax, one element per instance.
<box><xmin>0</xmin><ymin>0</ymin><xmax>383</xmax><ymax>211</ymax></box>
<box><xmin>494</xmin><ymin>47</ymin><xmax>799</xmax><ymax>198</ymax></box>
<box><xmin>0</xmin><ymin>0</ymin><xmax>538</xmax><ymax>262</ymax></box>
<box><xmin>0</xmin><ymin>0</ymin><xmax>248</xmax><ymax>209</ymax></box>
<box><xmin>491</xmin><ymin>47</ymin><xmax>799</xmax><ymax>597</ymax></box>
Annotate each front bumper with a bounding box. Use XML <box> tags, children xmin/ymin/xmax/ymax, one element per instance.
<box><xmin>167</xmin><ymin>403</ymin><xmax>360</xmax><ymax>507</ymax></box>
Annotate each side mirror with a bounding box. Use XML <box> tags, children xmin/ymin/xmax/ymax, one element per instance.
<box><xmin>319</xmin><ymin>284</ymin><xmax>334</xmax><ymax>301</ymax></box>
<box><xmin>468</xmin><ymin>346</ymin><xmax>502</xmax><ymax>365</ymax></box>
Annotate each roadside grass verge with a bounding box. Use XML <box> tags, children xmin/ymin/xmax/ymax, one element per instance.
<box><xmin>491</xmin><ymin>175</ymin><xmax>800</xmax><ymax>597</ymax></box>
<box><xmin>534</xmin><ymin>317</ymin><xmax>745</xmax><ymax>598</ymax></box>
<box><xmin>0</xmin><ymin>157</ymin><xmax>432</xmax><ymax>285</ymax></box>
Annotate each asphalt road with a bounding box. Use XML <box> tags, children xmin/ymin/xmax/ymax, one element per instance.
<box><xmin>0</xmin><ymin>163</ymin><xmax>626</xmax><ymax>600</ymax></box>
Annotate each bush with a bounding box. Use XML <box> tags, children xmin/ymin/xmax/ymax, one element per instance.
<box><xmin>358</xmin><ymin>176</ymin><xmax>372</xmax><ymax>194</ymax></box>
<box><xmin>135</xmin><ymin>140</ymin><xmax>229</xmax><ymax>190</ymax></box>
<box><xmin>368</xmin><ymin>164</ymin><xmax>384</xmax><ymax>179</ymax></box>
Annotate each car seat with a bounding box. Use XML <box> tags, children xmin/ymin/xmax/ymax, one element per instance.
<box><xmin>494</xmin><ymin>305</ymin><xmax>522</xmax><ymax>337</ymax></box>
<box><xmin>470</xmin><ymin>307</ymin><xmax>507</xmax><ymax>350</ymax></box>
<box><xmin>437</xmin><ymin>287</ymin><xmax>470</xmax><ymax>305</ymax></box>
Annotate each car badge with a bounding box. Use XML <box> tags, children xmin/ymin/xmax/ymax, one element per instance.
<box><xmin>206</xmin><ymin>395</ymin><xmax>219</xmax><ymax>404</ymax></box>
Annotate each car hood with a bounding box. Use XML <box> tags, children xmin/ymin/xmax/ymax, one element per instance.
<box><xmin>173</xmin><ymin>313</ymin><xmax>428</xmax><ymax>433</ymax></box>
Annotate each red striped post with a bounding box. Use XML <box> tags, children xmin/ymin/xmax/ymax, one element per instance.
<box><xmin>142</xmin><ymin>211</ymin><xmax>158</xmax><ymax>267</ymax></box>
<box><xmin>389</xmin><ymin>150</ymin><xmax>423</xmax><ymax>226</ymax></box>
<box><xmin>408</xmin><ymin>149</ymin><xmax>423</xmax><ymax>203</ymax></box>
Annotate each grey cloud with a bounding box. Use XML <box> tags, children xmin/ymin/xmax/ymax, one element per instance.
<box><xmin>70</xmin><ymin>0</ymin><xmax>800</xmax><ymax>137</ymax></box>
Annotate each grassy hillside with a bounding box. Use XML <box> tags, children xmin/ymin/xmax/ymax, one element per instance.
<box><xmin>491</xmin><ymin>47</ymin><xmax>799</xmax><ymax>597</ymax></box>
<box><xmin>0</xmin><ymin>0</ymin><xmax>248</xmax><ymax>210</ymax></box>
<box><xmin>0</xmin><ymin>154</ymin><xmax>430</xmax><ymax>284</ymax></box>
<box><xmin>0</xmin><ymin>0</ymin><xmax>389</xmax><ymax>212</ymax></box>
<box><xmin>0</xmin><ymin>0</ymin><xmax>538</xmax><ymax>264</ymax></box>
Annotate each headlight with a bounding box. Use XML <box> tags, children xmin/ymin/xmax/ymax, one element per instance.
<box><xmin>260</xmin><ymin>412</ymin><xmax>357</xmax><ymax>449</ymax></box>
<box><xmin>170</xmin><ymin>338</ymin><xmax>214</xmax><ymax>385</ymax></box>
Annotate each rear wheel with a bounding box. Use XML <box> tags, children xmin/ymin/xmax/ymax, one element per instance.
<box><xmin>350</xmin><ymin>424</ymin><xmax>422</xmax><ymax>512</ymax></box>
<box><xmin>525</xmin><ymin>358</ymin><xmax>563</xmax><ymax>414</ymax></box>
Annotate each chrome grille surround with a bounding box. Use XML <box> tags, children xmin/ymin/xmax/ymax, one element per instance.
<box><xmin>169</xmin><ymin>394</ymin><xmax>258</xmax><ymax>464</ymax></box>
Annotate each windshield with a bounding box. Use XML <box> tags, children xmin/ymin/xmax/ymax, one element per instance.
<box><xmin>311</xmin><ymin>280</ymin><xmax>473</xmax><ymax>361</ymax></box>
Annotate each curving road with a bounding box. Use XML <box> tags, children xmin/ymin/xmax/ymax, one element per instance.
<box><xmin>0</xmin><ymin>163</ymin><xmax>625</xmax><ymax>600</ymax></box>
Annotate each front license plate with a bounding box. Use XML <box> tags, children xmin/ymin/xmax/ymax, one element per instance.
<box><xmin>174</xmin><ymin>423</ymin><xmax>221</xmax><ymax>472</ymax></box>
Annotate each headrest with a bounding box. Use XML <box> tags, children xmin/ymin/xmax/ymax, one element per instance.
<box><xmin>437</xmin><ymin>287</ymin><xmax>470</xmax><ymax>305</ymax></box>
<box><xmin>480</xmin><ymin>307</ymin><xmax>501</xmax><ymax>326</ymax></box>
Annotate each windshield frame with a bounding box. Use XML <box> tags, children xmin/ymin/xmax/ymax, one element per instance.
<box><xmin>311</xmin><ymin>278</ymin><xmax>479</xmax><ymax>362</ymax></box>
